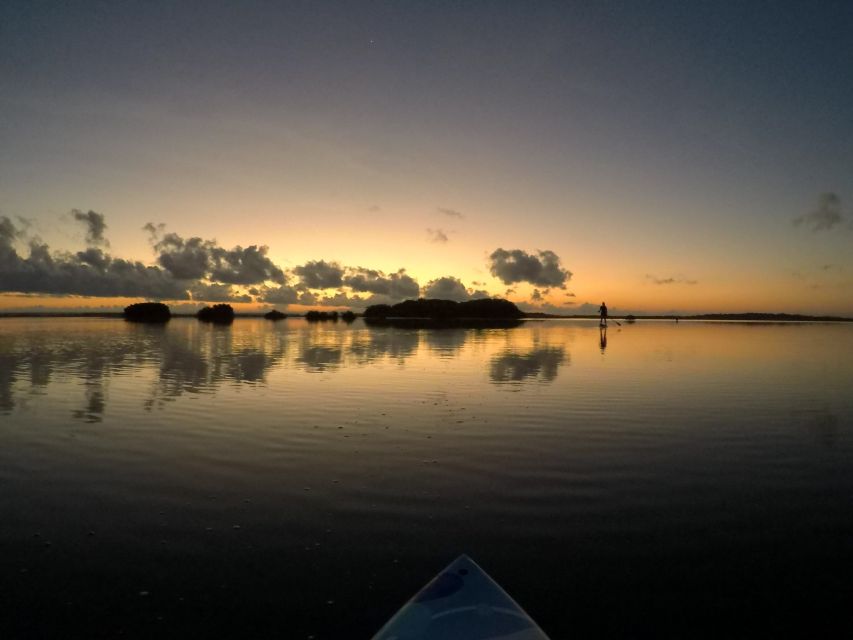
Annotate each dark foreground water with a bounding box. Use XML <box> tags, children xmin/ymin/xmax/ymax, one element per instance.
<box><xmin>1</xmin><ymin>317</ymin><xmax>851</xmax><ymax>639</ymax></box>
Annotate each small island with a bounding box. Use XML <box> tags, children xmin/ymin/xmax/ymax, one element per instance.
<box><xmin>341</xmin><ymin>310</ymin><xmax>357</xmax><ymax>323</ymax></box>
<box><xmin>124</xmin><ymin>302</ymin><xmax>171</xmax><ymax>323</ymax></box>
<box><xmin>305</xmin><ymin>310</ymin><xmax>339</xmax><ymax>321</ymax></box>
<box><xmin>197</xmin><ymin>304</ymin><xmax>235</xmax><ymax>324</ymax></box>
<box><xmin>364</xmin><ymin>297</ymin><xmax>523</xmax><ymax>328</ymax></box>
<box><xmin>264</xmin><ymin>309</ymin><xmax>287</xmax><ymax>321</ymax></box>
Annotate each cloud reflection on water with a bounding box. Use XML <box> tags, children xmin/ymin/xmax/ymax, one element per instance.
<box><xmin>0</xmin><ymin>318</ymin><xmax>568</xmax><ymax>418</ymax></box>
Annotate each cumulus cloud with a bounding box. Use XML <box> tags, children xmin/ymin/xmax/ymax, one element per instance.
<box><xmin>426</xmin><ymin>228</ymin><xmax>449</xmax><ymax>243</ymax></box>
<box><xmin>531</xmin><ymin>289</ymin><xmax>543</xmax><ymax>301</ymax></box>
<box><xmin>189</xmin><ymin>282</ymin><xmax>252</xmax><ymax>303</ymax></box>
<box><xmin>422</xmin><ymin>276</ymin><xmax>489</xmax><ymax>302</ymax></box>
<box><xmin>293</xmin><ymin>260</ymin><xmax>344</xmax><ymax>289</ymax></box>
<box><xmin>145</xmin><ymin>224</ymin><xmax>285</xmax><ymax>284</ymax></box>
<box><xmin>261</xmin><ymin>285</ymin><xmax>300</xmax><ymax>305</ymax></box>
<box><xmin>793</xmin><ymin>193</ymin><xmax>844</xmax><ymax>232</ymax></box>
<box><xmin>343</xmin><ymin>267</ymin><xmax>420</xmax><ymax>300</ymax></box>
<box><xmin>209</xmin><ymin>245</ymin><xmax>286</xmax><ymax>285</ymax></box>
<box><xmin>437</xmin><ymin>207</ymin><xmax>464</xmax><ymax>219</ymax></box>
<box><xmin>488</xmin><ymin>248</ymin><xmax>571</xmax><ymax>288</ymax></box>
<box><xmin>72</xmin><ymin>209</ymin><xmax>109</xmax><ymax>246</ymax></box>
<box><xmin>146</xmin><ymin>227</ymin><xmax>214</xmax><ymax>280</ymax></box>
<box><xmin>0</xmin><ymin>217</ymin><xmax>188</xmax><ymax>299</ymax></box>
<box><xmin>646</xmin><ymin>274</ymin><xmax>698</xmax><ymax>285</ymax></box>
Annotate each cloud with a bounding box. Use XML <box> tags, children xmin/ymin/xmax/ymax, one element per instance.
<box><xmin>490</xmin><ymin>347</ymin><xmax>566</xmax><ymax>383</ymax></box>
<box><xmin>260</xmin><ymin>285</ymin><xmax>300</xmax><ymax>305</ymax></box>
<box><xmin>189</xmin><ymin>282</ymin><xmax>252</xmax><ymax>303</ymax></box>
<box><xmin>437</xmin><ymin>207</ymin><xmax>464</xmax><ymax>219</ymax></box>
<box><xmin>793</xmin><ymin>193</ymin><xmax>844</xmax><ymax>232</ymax></box>
<box><xmin>72</xmin><ymin>209</ymin><xmax>109</xmax><ymax>246</ymax></box>
<box><xmin>209</xmin><ymin>245</ymin><xmax>286</xmax><ymax>285</ymax></box>
<box><xmin>422</xmin><ymin>276</ymin><xmax>489</xmax><ymax>302</ymax></box>
<box><xmin>145</xmin><ymin>224</ymin><xmax>285</xmax><ymax>284</ymax></box>
<box><xmin>343</xmin><ymin>267</ymin><xmax>419</xmax><ymax>300</ymax></box>
<box><xmin>367</xmin><ymin>205</ymin><xmax>381</xmax><ymax>212</ymax></box>
<box><xmin>646</xmin><ymin>274</ymin><xmax>698</xmax><ymax>285</ymax></box>
<box><xmin>145</xmin><ymin>225</ymin><xmax>215</xmax><ymax>280</ymax></box>
<box><xmin>531</xmin><ymin>288</ymin><xmax>543</xmax><ymax>301</ymax></box>
<box><xmin>0</xmin><ymin>217</ymin><xmax>189</xmax><ymax>299</ymax></box>
<box><xmin>488</xmin><ymin>248</ymin><xmax>571</xmax><ymax>288</ymax></box>
<box><xmin>320</xmin><ymin>291</ymin><xmax>364</xmax><ymax>307</ymax></box>
<box><xmin>293</xmin><ymin>260</ymin><xmax>344</xmax><ymax>289</ymax></box>
<box><xmin>426</xmin><ymin>228</ymin><xmax>449</xmax><ymax>243</ymax></box>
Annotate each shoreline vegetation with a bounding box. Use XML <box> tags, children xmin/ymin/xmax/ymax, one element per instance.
<box><xmin>197</xmin><ymin>304</ymin><xmax>235</xmax><ymax>324</ymax></box>
<box><xmin>363</xmin><ymin>298</ymin><xmax>524</xmax><ymax>327</ymax></box>
<box><xmin>123</xmin><ymin>302</ymin><xmax>171</xmax><ymax>323</ymax></box>
<box><xmin>2</xmin><ymin>302</ymin><xmax>851</xmax><ymax>323</ymax></box>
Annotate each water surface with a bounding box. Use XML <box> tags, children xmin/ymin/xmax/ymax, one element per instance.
<box><xmin>1</xmin><ymin>318</ymin><xmax>851</xmax><ymax>638</ymax></box>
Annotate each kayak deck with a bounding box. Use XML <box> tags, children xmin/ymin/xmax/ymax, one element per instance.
<box><xmin>372</xmin><ymin>555</ymin><xmax>550</xmax><ymax>640</ymax></box>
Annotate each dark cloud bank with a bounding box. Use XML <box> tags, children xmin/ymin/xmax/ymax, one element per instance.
<box><xmin>1</xmin><ymin>212</ymin><xmax>577</xmax><ymax>310</ymax></box>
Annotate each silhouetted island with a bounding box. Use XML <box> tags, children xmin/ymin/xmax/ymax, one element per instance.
<box><xmin>341</xmin><ymin>310</ymin><xmax>357</xmax><ymax>323</ymax></box>
<box><xmin>305</xmin><ymin>310</ymin><xmax>338</xmax><ymax>321</ymax></box>
<box><xmin>264</xmin><ymin>309</ymin><xmax>287</xmax><ymax>320</ymax></box>
<box><xmin>197</xmin><ymin>304</ymin><xmax>235</xmax><ymax>324</ymax></box>
<box><xmin>124</xmin><ymin>302</ymin><xmax>170</xmax><ymax>323</ymax></box>
<box><xmin>682</xmin><ymin>313</ymin><xmax>852</xmax><ymax>322</ymax></box>
<box><xmin>364</xmin><ymin>298</ymin><xmax>523</xmax><ymax>328</ymax></box>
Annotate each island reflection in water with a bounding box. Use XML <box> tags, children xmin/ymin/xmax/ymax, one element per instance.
<box><xmin>0</xmin><ymin>317</ymin><xmax>851</xmax><ymax>639</ymax></box>
<box><xmin>0</xmin><ymin>318</ymin><xmax>567</xmax><ymax>420</ymax></box>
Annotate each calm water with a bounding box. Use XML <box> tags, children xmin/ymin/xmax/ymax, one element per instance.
<box><xmin>1</xmin><ymin>317</ymin><xmax>851</xmax><ymax>639</ymax></box>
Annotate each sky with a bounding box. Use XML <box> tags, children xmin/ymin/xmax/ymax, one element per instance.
<box><xmin>1</xmin><ymin>0</ymin><xmax>852</xmax><ymax>315</ymax></box>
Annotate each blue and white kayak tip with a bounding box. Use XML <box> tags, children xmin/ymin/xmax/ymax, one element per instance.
<box><xmin>372</xmin><ymin>554</ymin><xmax>550</xmax><ymax>640</ymax></box>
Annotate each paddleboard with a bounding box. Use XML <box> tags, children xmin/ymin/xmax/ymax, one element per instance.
<box><xmin>372</xmin><ymin>554</ymin><xmax>550</xmax><ymax>640</ymax></box>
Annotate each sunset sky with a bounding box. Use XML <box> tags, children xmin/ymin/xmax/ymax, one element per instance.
<box><xmin>2</xmin><ymin>1</ymin><xmax>852</xmax><ymax>315</ymax></box>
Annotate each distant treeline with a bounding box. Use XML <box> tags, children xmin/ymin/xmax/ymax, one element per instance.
<box><xmin>305</xmin><ymin>310</ymin><xmax>357</xmax><ymax>322</ymax></box>
<box><xmin>682</xmin><ymin>313</ymin><xmax>853</xmax><ymax>322</ymax></box>
<box><xmin>525</xmin><ymin>312</ymin><xmax>852</xmax><ymax>322</ymax></box>
<box><xmin>362</xmin><ymin>298</ymin><xmax>524</xmax><ymax>327</ymax></box>
<box><xmin>365</xmin><ymin>298</ymin><xmax>522</xmax><ymax>319</ymax></box>
<box><xmin>124</xmin><ymin>302</ymin><xmax>170</xmax><ymax>323</ymax></box>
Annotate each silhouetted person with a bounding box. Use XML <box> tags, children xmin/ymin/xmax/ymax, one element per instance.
<box><xmin>599</xmin><ymin>302</ymin><xmax>608</xmax><ymax>327</ymax></box>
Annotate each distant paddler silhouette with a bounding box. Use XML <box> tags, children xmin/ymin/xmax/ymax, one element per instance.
<box><xmin>599</xmin><ymin>302</ymin><xmax>607</xmax><ymax>327</ymax></box>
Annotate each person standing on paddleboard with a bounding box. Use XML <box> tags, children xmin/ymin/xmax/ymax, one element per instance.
<box><xmin>599</xmin><ymin>301</ymin><xmax>608</xmax><ymax>327</ymax></box>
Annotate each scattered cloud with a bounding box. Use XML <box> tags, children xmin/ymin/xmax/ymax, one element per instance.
<box><xmin>422</xmin><ymin>276</ymin><xmax>489</xmax><ymax>302</ymax></box>
<box><xmin>1</xmin><ymin>216</ymin><xmax>188</xmax><ymax>299</ymax></box>
<box><xmin>793</xmin><ymin>193</ymin><xmax>844</xmax><ymax>232</ymax></box>
<box><xmin>343</xmin><ymin>267</ymin><xmax>420</xmax><ymax>300</ymax></box>
<box><xmin>293</xmin><ymin>260</ymin><xmax>344</xmax><ymax>289</ymax></box>
<box><xmin>426</xmin><ymin>228</ymin><xmax>449</xmax><ymax>243</ymax></box>
<box><xmin>72</xmin><ymin>209</ymin><xmax>109</xmax><ymax>247</ymax></box>
<box><xmin>189</xmin><ymin>282</ymin><xmax>251</xmax><ymax>303</ymax></box>
<box><xmin>367</xmin><ymin>204</ymin><xmax>381</xmax><ymax>212</ymax></box>
<box><xmin>260</xmin><ymin>285</ymin><xmax>300</xmax><ymax>305</ymax></box>
<box><xmin>531</xmin><ymin>288</ymin><xmax>543</xmax><ymax>301</ymax></box>
<box><xmin>646</xmin><ymin>274</ymin><xmax>698</xmax><ymax>285</ymax></box>
<box><xmin>488</xmin><ymin>248</ymin><xmax>571</xmax><ymax>288</ymax></box>
<box><xmin>145</xmin><ymin>224</ymin><xmax>285</xmax><ymax>284</ymax></box>
<box><xmin>209</xmin><ymin>245</ymin><xmax>286</xmax><ymax>285</ymax></box>
<box><xmin>437</xmin><ymin>207</ymin><xmax>463</xmax><ymax>219</ymax></box>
